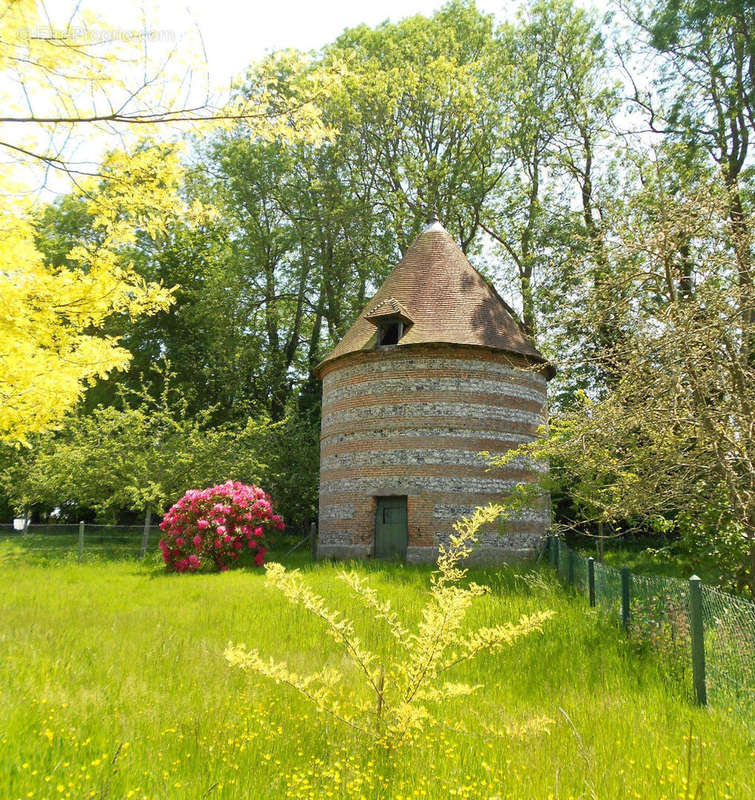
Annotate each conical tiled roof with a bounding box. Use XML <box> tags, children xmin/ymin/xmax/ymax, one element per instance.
<box><xmin>317</xmin><ymin>219</ymin><xmax>551</xmax><ymax>374</ymax></box>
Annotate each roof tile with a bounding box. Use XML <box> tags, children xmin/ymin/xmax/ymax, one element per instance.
<box><xmin>318</xmin><ymin>222</ymin><xmax>550</xmax><ymax>374</ymax></box>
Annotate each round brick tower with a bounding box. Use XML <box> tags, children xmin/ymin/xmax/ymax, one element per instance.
<box><xmin>315</xmin><ymin>217</ymin><xmax>552</xmax><ymax>563</ymax></box>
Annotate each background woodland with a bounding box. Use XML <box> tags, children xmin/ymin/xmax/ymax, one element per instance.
<box><xmin>2</xmin><ymin>0</ymin><xmax>752</xmax><ymax>592</ymax></box>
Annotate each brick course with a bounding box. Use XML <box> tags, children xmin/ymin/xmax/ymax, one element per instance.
<box><xmin>317</xmin><ymin>344</ymin><xmax>549</xmax><ymax>562</ymax></box>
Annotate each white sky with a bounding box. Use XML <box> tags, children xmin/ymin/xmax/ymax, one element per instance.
<box><xmin>98</xmin><ymin>1</ymin><xmax>529</xmax><ymax>90</ymax></box>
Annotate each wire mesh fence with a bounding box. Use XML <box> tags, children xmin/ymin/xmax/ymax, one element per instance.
<box><xmin>0</xmin><ymin>522</ymin><xmax>151</xmax><ymax>564</ymax></box>
<box><xmin>0</xmin><ymin>521</ymin><xmax>315</xmax><ymax>566</ymax></box>
<box><xmin>700</xmin><ymin>584</ymin><xmax>755</xmax><ymax>707</ymax></box>
<box><xmin>572</xmin><ymin>551</ymin><xmax>588</xmax><ymax>594</ymax></box>
<box><xmin>547</xmin><ymin>536</ymin><xmax>755</xmax><ymax>717</ymax></box>
<box><xmin>593</xmin><ymin>560</ymin><xmax>623</xmax><ymax>610</ymax></box>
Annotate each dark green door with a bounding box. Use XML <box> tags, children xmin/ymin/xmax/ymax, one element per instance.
<box><xmin>374</xmin><ymin>496</ymin><xmax>408</xmax><ymax>560</ymax></box>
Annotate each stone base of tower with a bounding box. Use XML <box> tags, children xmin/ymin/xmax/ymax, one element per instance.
<box><xmin>406</xmin><ymin>543</ymin><xmax>542</xmax><ymax>564</ymax></box>
<box><xmin>316</xmin><ymin>538</ymin><xmax>544</xmax><ymax>564</ymax></box>
<box><xmin>316</xmin><ymin>504</ymin><xmax>549</xmax><ymax>564</ymax></box>
<box><xmin>316</xmin><ymin>542</ymin><xmax>372</xmax><ymax>561</ymax></box>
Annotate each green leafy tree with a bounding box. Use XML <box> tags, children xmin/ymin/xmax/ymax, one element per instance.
<box><xmin>480</xmin><ymin>0</ymin><xmax>618</xmax><ymax>339</ymax></box>
<box><xmin>492</xmin><ymin>178</ymin><xmax>755</xmax><ymax>595</ymax></box>
<box><xmin>325</xmin><ymin>1</ymin><xmax>509</xmax><ymax>254</ymax></box>
<box><xmin>1</xmin><ymin>379</ymin><xmax>270</xmax><ymax>526</ymax></box>
<box><xmin>621</xmin><ymin>0</ymin><xmax>754</xmax><ymax>348</ymax></box>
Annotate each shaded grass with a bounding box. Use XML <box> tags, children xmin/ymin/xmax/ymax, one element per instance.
<box><xmin>0</xmin><ymin>556</ymin><xmax>752</xmax><ymax>799</ymax></box>
<box><xmin>0</xmin><ymin>527</ymin><xmax>309</xmax><ymax>567</ymax></box>
<box><xmin>575</xmin><ymin>539</ymin><xmax>722</xmax><ymax>586</ymax></box>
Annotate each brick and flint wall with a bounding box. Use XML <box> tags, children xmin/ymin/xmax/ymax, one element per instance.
<box><xmin>317</xmin><ymin>344</ymin><xmax>549</xmax><ymax>562</ymax></box>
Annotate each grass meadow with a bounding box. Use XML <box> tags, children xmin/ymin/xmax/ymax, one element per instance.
<box><xmin>574</xmin><ymin>541</ymin><xmax>725</xmax><ymax>588</ymax></box>
<box><xmin>1</xmin><ymin>552</ymin><xmax>752</xmax><ymax>800</ymax></box>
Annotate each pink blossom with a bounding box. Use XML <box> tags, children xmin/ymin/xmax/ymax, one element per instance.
<box><xmin>254</xmin><ymin>550</ymin><xmax>265</xmax><ymax>566</ymax></box>
<box><xmin>160</xmin><ymin>481</ymin><xmax>281</xmax><ymax>573</ymax></box>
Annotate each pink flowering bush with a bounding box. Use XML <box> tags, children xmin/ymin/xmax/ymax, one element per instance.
<box><xmin>158</xmin><ymin>481</ymin><xmax>285</xmax><ymax>573</ymax></box>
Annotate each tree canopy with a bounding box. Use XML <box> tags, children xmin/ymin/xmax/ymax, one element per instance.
<box><xmin>0</xmin><ymin>0</ymin><xmax>333</xmax><ymax>444</ymax></box>
<box><xmin>2</xmin><ymin>0</ymin><xmax>753</xmax><ymax>591</ymax></box>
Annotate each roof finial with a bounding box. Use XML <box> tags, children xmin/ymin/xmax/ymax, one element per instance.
<box><xmin>423</xmin><ymin>208</ymin><xmax>444</xmax><ymax>232</ymax></box>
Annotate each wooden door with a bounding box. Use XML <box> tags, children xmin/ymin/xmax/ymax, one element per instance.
<box><xmin>374</xmin><ymin>496</ymin><xmax>408</xmax><ymax>560</ymax></box>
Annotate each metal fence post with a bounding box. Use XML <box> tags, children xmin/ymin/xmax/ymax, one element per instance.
<box><xmin>689</xmin><ymin>575</ymin><xmax>707</xmax><ymax>705</ymax></box>
<box><xmin>140</xmin><ymin>506</ymin><xmax>151</xmax><ymax>558</ymax></box>
<box><xmin>588</xmin><ymin>556</ymin><xmax>596</xmax><ymax>607</ymax></box>
<box><xmin>554</xmin><ymin>537</ymin><xmax>560</xmax><ymax>571</ymax></box>
<box><xmin>78</xmin><ymin>521</ymin><xmax>85</xmax><ymax>564</ymax></box>
<box><xmin>621</xmin><ymin>566</ymin><xmax>631</xmax><ymax>630</ymax></box>
<box><xmin>568</xmin><ymin>546</ymin><xmax>575</xmax><ymax>587</ymax></box>
<box><xmin>310</xmin><ymin>521</ymin><xmax>317</xmax><ymax>561</ymax></box>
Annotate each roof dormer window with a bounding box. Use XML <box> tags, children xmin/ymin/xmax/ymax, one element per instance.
<box><xmin>378</xmin><ymin>320</ymin><xmax>403</xmax><ymax>346</ymax></box>
<box><xmin>364</xmin><ymin>297</ymin><xmax>413</xmax><ymax>349</ymax></box>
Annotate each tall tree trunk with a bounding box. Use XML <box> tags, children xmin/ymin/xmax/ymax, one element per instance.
<box><xmin>519</xmin><ymin>154</ymin><xmax>540</xmax><ymax>338</ymax></box>
<box><xmin>725</xmin><ymin>181</ymin><xmax>754</xmax><ymax>365</ymax></box>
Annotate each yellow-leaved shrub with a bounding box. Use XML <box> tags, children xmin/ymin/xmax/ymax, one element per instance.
<box><xmin>226</xmin><ymin>504</ymin><xmax>554</xmax><ymax>747</ymax></box>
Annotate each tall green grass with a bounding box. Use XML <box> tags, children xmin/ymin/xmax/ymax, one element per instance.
<box><xmin>1</xmin><ymin>557</ymin><xmax>752</xmax><ymax>799</ymax></box>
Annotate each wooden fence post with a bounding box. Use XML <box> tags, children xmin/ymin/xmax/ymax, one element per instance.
<box><xmin>689</xmin><ymin>575</ymin><xmax>707</xmax><ymax>705</ymax></box>
<box><xmin>588</xmin><ymin>556</ymin><xmax>596</xmax><ymax>607</ymax></box>
<box><xmin>140</xmin><ymin>506</ymin><xmax>152</xmax><ymax>558</ymax></box>
<box><xmin>621</xmin><ymin>566</ymin><xmax>631</xmax><ymax>631</ymax></box>
<box><xmin>554</xmin><ymin>537</ymin><xmax>560</xmax><ymax>571</ymax></box>
<box><xmin>310</xmin><ymin>521</ymin><xmax>317</xmax><ymax>562</ymax></box>
<box><xmin>78</xmin><ymin>521</ymin><xmax>85</xmax><ymax>564</ymax></box>
<box><xmin>568</xmin><ymin>546</ymin><xmax>575</xmax><ymax>587</ymax></box>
